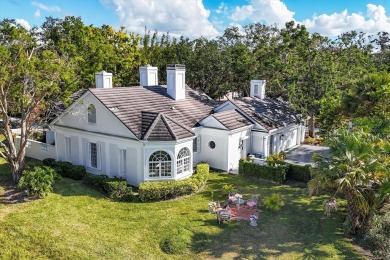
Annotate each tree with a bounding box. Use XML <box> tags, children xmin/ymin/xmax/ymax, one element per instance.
<box><xmin>0</xmin><ymin>19</ymin><xmax>74</xmax><ymax>182</ymax></box>
<box><xmin>309</xmin><ymin>126</ymin><xmax>390</xmax><ymax>234</ymax></box>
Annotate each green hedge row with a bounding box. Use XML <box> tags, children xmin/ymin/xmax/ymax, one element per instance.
<box><xmin>83</xmin><ymin>174</ymin><xmax>133</xmax><ymax>201</ymax></box>
<box><xmin>286</xmin><ymin>164</ymin><xmax>313</xmax><ymax>183</ymax></box>
<box><xmin>43</xmin><ymin>158</ymin><xmax>133</xmax><ymax>201</ymax></box>
<box><xmin>239</xmin><ymin>159</ymin><xmax>287</xmax><ymax>183</ymax></box>
<box><xmin>139</xmin><ymin>163</ymin><xmax>210</xmax><ymax>201</ymax></box>
<box><xmin>239</xmin><ymin>159</ymin><xmax>313</xmax><ymax>183</ymax></box>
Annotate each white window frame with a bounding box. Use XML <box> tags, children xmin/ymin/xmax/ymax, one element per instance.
<box><xmin>193</xmin><ymin>137</ymin><xmax>200</xmax><ymax>153</ymax></box>
<box><xmin>88</xmin><ymin>104</ymin><xmax>96</xmax><ymax>123</ymax></box>
<box><xmin>65</xmin><ymin>137</ymin><xmax>71</xmax><ymax>162</ymax></box>
<box><xmin>119</xmin><ymin>149</ymin><xmax>126</xmax><ymax>177</ymax></box>
<box><xmin>148</xmin><ymin>151</ymin><xmax>172</xmax><ymax>178</ymax></box>
<box><xmin>177</xmin><ymin>147</ymin><xmax>191</xmax><ymax>175</ymax></box>
<box><xmin>88</xmin><ymin>142</ymin><xmax>101</xmax><ymax>170</ymax></box>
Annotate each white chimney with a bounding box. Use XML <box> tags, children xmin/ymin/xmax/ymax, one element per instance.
<box><xmin>250</xmin><ymin>80</ymin><xmax>266</xmax><ymax>99</ymax></box>
<box><xmin>167</xmin><ymin>64</ymin><xmax>186</xmax><ymax>100</ymax></box>
<box><xmin>95</xmin><ymin>71</ymin><xmax>113</xmax><ymax>88</ymax></box>
<box><xmin>139</xmin><ymin>65</ymin><xmax>158</xmax><ymax>86</ymax></box>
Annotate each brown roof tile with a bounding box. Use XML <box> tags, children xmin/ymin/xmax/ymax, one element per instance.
<box><xmin>90</xmin><ymin>85</ymin><xmax>218</xmax><ymax>140</ymax></box>
<box><xmin>230</xmin><ymin>97</ymin><xmax>301</xmax><ymax>131</ymax></box>
<box><xmin>212</xmin><ymin>110</ymin><xmax>253</xmax><ymax>130</ymax></box>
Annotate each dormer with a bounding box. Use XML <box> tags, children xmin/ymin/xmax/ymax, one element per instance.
<box><xmin>167</xmin><ymin>64</ymin><xmax>186</xmax><ymax>100</ymax></box>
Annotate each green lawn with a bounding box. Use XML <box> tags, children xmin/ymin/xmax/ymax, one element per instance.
<box><xmin>0</xmin><ymin>158</ymin><xmax>364</xmax><ymax>259</ymax></box>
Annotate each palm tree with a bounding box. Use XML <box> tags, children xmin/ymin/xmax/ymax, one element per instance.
<box><xmin>309</xmin><ymin>127</ymin><xmax>390</xmax><ymax>234</ymax></box>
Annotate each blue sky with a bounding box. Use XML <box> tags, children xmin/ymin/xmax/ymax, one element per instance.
<box><xmin>1</xmin><ymin>0</ymin><xmax>389</xmax><ymax>38</ymax></box>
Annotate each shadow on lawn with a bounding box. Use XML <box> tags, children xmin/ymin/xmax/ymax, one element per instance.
<box><xmin>191</xmin><ymin>173</ymin><xmax>364</xmax><ymax>259</ymax></box>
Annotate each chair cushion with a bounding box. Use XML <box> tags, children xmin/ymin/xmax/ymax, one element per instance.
<box><xmin>247</xmin><ymin>201</ymin><xmax>257</xmax><ymax>207</ymax></box>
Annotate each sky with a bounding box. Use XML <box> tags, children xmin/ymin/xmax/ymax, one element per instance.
<box><xmin>1</xmin><ymin>0</ymin><xmax>389</xmax><ymax>38</ymax></box>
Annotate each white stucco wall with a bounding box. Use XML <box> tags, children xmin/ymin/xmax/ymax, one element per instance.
<box><xmin>227</xmin><ymin>128</ymin><xmax>251</xmax><ymax>171</ymax></box>
<box><xmin>199</xmin><ymin>128</ymin><xmax>229</xmax><ymax>171</ymax></box>
<box><xmin>15</xmin><ymin>136</ymin><xmax>56</xmax><ymax>161</ymax></box>
<box><xmin>53</xmin><ymin>92</ymin><xmax>137</xmax><ymax>139</ymax></box>
<box><xmin>53</xmin><ymin>126</ymin><xmax>143</xmax><ymax>186</ymax></box>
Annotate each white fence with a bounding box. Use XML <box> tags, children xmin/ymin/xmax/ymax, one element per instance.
<box><xmin>15</xmin><ymin>136</ymin><xmax>56</xmax><ymax>161</ymax></box>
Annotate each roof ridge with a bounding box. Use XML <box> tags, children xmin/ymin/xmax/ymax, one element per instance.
<box><xmin>160</xmin><ymin>114</ymin><xmax>177</xmax><ymax>140</ymax></box>
<box><xmin>163</xmin><ymin>114</ymin><xmax>194</xmax><ymax>134</ymax></box>
<box><xmin>143</xmin><ymin>112</ymin><xmax>163</xmax><ymax>140</ymax></box>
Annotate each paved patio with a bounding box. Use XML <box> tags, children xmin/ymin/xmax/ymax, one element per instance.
<box><xmin>285</xmin><ymin>145</ymin><xmax>330</xmax><ymax>166</ymax></box>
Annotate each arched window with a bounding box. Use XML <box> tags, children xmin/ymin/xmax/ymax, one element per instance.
<box><xmin>177</xmin><ymin>147</ymin><xmax>190</xmax><ymax>175</ymax></box>
<box><xmin>149</xmin><ymin>151</ymin><xmax>172</xmax><ymax>177</ymax></box>
<box><xmin>88</xmin><ymin>104</ymin><xmax>96</xmax><ymax>123</ymax></box>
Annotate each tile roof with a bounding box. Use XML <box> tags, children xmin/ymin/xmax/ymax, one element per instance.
<box><xmin>212</xmin><ymin>110</ymin><xmax>253</xmax><ymax>130</ymax></box>
<box><xmin>89</xmin><ymin>85</ymin><xmax>218</xmax><ymax>140</ymax></box>
<box><xmin>230</xmin><ymin>97</ymin><xmax>302</xmax><ymax>131</ymax></box>
<box><xmin>141</xmin><ymin>112</ymin><xmax>194</xmax><ymax>141</ymax></box>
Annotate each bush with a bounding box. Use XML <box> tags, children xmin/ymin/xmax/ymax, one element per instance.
<box><xmin>364</xmin><ymin>212</ymin><xmax>390</xmax><ymax>259</ymax></box>
<box><xmin>160</xmin><ymin>228</ymin><xmax>192</xmax><ymax>254</ymax></box>
<box><xmin>18</xmin><ymin>166</ymin><xmax>57</xmax><ymax>198</ymax></box>
<box><xmin>83</xmin><ymin>174</ymin><xmax>133</xmax><ymax>201</ymax></box>
<box><xmin>239</xmin><ymin>159</ymin><xmax>287</xmax><ymax>183</ymax></box>
<box><xmin>139</xmin><ymin>163</ymin><xmax>210</xmax><ymax>201</ymax></box>
<box><xmin>42</xmin><ymin>158</ymin><xmax>56</xmax><ymax>167</ymax></box>
<box><xmin>266</xmin><ymin>151</ymin><xmax>286</xmax><ymax>163</ymax></box>
<box><xmin>264</xmin><ymin>193</ymin><xmax>284</xmax><ymax>212</ymax></box>
<box><xmin>286</xmin><ymin>164</ymin><xmax>313</xmax><ymax>183</ymax></box>
<box><xmin>105</xmin><ymin>178</ymin><xmax>133</xmax><ymax>200</ymax></box>
<box><xmin>54</xmin><ymin>161</ymin><xmax>86</xmax><ymax>180</ymax></box>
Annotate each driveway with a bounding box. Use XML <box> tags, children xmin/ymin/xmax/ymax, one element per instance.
<box><xmin>285</xmin><ymin>145</ymin><xmax>330</xmax><ymax>166</ymax></box>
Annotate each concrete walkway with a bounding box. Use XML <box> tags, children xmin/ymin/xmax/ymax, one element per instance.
<box><xmin>285</xmin><ymin>145</ymin><xmax>330</xmax><ymax>166</ymax></box>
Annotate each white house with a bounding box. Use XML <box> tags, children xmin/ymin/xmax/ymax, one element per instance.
<box><xmin>49</xmin><ymin>65</ymin><xmax>305</xmax><ymax>186</ymax></box>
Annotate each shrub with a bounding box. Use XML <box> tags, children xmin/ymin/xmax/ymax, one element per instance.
<box><xmin>264</xmin><ymin>193</ymin><xmax>284</xmax><ymax>212</ymax></box>
<box><xmin>18</xmin><ymin>166</ymin><xmax>57</xmax><ymax>198</ymax></box>
<box><xmin>239</xmin><ymin>159</ymin><xmax>287</xmax><ymax>183</ymax></box>
<box><xmin>364</xmin><ymin>212</ymin><xmax>390</xmax><ymax>259</ymax></box>
<box><xmin>53</xmin><ymin>161</ymin><xmax>86</xmax><ymax>180</ymax></box>
<box><xmin>139</xmin><ymin>163</ymin><xmax>210</xmax><ymax>201</ymax></box>
<box><xmin>286</xmin><ymin>164</ymin><xmax>313</xmax><ymax>183</ymax></box>
<box><xmin>42</xmin><ymin>158</ymin><xmax>56</xmax><ymax>167</ymax></box>
<box><xmin>160</xmin><ymin>228</ymin><xmax>192</xmax><ymax>254</ymax></box>
<box><xmin>105</xmin><ymin>178</ymin><xmax>133</xmax><ymax>200</ymax></box>
<box><xmin>266</xmin><ymin>151</ymin><xmax>286</xmax><ymax>163</ymax></box>
<box><xmin>83</xmin><ymin>174</ymin><xmax>133</xmax><ymax>201</ymax></box>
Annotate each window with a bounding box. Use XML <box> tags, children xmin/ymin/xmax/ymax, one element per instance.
<box><xmin>65</xmin><ymin>137</ymin><xmax>71</xmax><ymax>161</ymax></box>
<box><xmin>88</xmin><ymin>142</ymin><xmax>100</xmax><ymax>169</ymax></box>
<box><xmin>254</xmin><ymin>84</ymin><xmax>258</xmax><ymax>94</ymax></box>
<box><xmin>177</xmin><ymin>148</ymin><xmax>190</xmax><ymax>175</ymax></box>
<box><xmin>193</xmin><ymin>137</ymin><xmax>200</xmax><ymax>153</ymax></box>
<box><xmin>119</xmin><ymin>149</ymin><xmax>126</xmax><ymax>177</ymax></box>
<box><xmin>88</xmin><ymin>104</ymin><xmax>96</xmax><ymax>123</ymax></box>
<box><xmin>209</xmin><ymin>141</ymin><xmax>216</xmax><ymax>149</ymax></box>
<box><xmin>149</xmin><ymin>151</ymin><xmax>171</xmax><ymax>177</ymax></box>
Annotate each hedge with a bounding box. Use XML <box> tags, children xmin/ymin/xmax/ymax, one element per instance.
<box><xmin>286</xmin><ymin>164</ymin><xmax>313</xmax><ymax>183</ymax></box>
<box><xmin>43</xmin><ymin>159</ymin><xmax>86</xmax><ymax>180</ymax></box>
<box><xmin>138</xmin><ymin>163</ymin><xmax>210</xmax><ymax>201</ymax></box>
<box><xmin>239</xmin><ymin>159</ymin><xmax>287</xmax><ymax>183</ymax></box>
<box><xmin>83</xmin><ymin>174</ymin><xmax>133</xmax><ymax>201</ymax></box>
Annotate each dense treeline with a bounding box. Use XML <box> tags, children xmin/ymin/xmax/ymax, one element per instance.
<box><xmin>34</xmin><ymin>16</ymin><xmax>390</xmax><ymax>137</ymax></box>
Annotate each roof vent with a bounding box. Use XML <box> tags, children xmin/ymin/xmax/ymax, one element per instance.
<box><xmin>171</xmin><ymin>106</ymin><xmax>175</xmax><ymax>110</ymax></box>
<box><xmin>250</xmin><ymin>80</ymin><xmax>266</xmax><ymax>99</ymax></box>
<box><xmin>167</xmin><ymin>64</ymin><xmax>186</xmax><ymax>100</ymax></box>
<box><xmin>95</xmin><ymin>71</ymin><xmax>113</xmax><ymax>88</ymax></box>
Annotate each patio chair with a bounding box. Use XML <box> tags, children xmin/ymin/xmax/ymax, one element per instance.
<box><xmin>217</xmin><ymin>209</ymin><xmax>231</xmax><ymax>224</ymax></box>
<box><xmin>246</xmin><ymin>195</ymin><xmax>259</xmax><ymax>209</ymax></box>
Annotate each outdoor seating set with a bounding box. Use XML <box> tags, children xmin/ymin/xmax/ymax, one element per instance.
<box><xmin>209</xmin><ymin>192</ymin><xmax>259</xmax><ymax>225</ymax></box>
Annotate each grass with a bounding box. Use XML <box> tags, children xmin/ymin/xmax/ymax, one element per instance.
<box><xmin>0</xmin><ymin>159</ymin><xmax>365</xmax><ymax>259</ymax></box>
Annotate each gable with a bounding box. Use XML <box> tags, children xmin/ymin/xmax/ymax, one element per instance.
<box><xmin>51</xmin><ymin>91</ymin><xmax>137</xmax><ymax>139</ymax></box>
<box><xmin>199</xmin><ymin>116</ymin><xmax>228</xmax><ymax>130</ymax></box>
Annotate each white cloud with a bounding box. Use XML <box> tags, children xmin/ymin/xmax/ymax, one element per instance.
<box><xmin>301</xmin><ymin>4</ymin><xmax>390</xmax><ymax>36</ymax></box>
<box><xmin>216</xmin><ymin>2</ymin><xmax>228</xmax><ymax>15</ymax></box>
<box><xmin>230</xmin><ymin>0</ymin><xmax>295</xmax><ymax>27</ymax></box>
<box><xmin>15</xmin><ymin>18</ymin><xmax>31</xmax><ymax>30</ymax></box>
<box><xmin>31</xmin><ymin>1</ymin><xmax>61</xmax><ymax>12</ymax></box>
<box><xmin>102</xmin><ymin>0</ymin><xmax>219</xmax><ymax>38</ymax></box>
<box><xmin>34</xmin><ymin>9</ymin><xmax>41</xmax><ymax>17</ymax></box>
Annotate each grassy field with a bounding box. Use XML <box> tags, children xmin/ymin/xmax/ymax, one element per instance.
<box><xmin>0</xmin><ymin>158</ymin><xmax>364</xmax><ymax>259</ymax></box>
